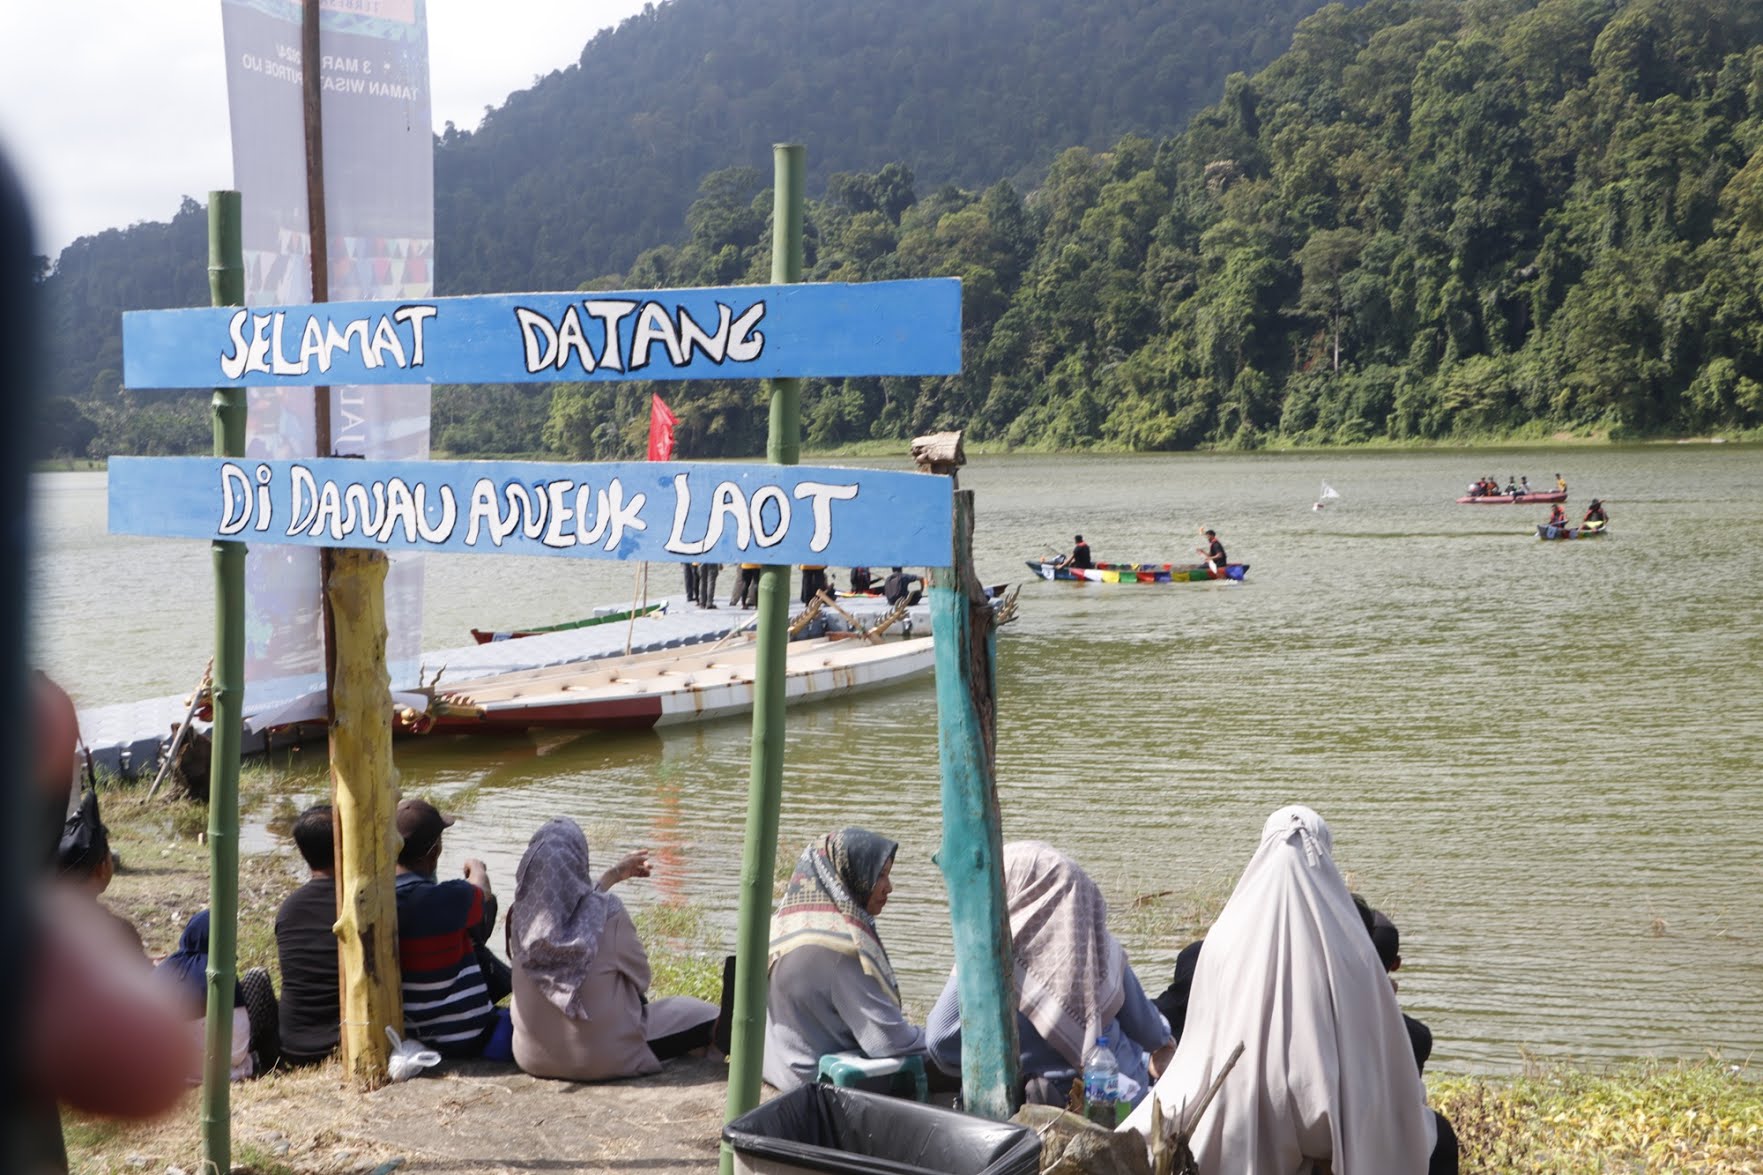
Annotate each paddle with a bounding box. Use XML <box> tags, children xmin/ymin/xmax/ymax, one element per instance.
<box><xmin>1197</xmin><ymin>526</ymin><xmax>1217</xmax><ymax>574</ymax></box>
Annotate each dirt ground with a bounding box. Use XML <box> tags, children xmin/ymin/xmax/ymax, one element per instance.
<box><xmin>72</xmin><ymin>787</ymin><xmax>741</xmax><ymax>1175</ymax></box>
<box><xmin>70</xmin><ymin>1054</ymin><xmax>736</xmax><ymax>1174</ymax></box>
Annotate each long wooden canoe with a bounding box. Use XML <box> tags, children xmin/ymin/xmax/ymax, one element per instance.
<box><xmin>1025</xmin><ymin>560</ymin><xmax>1249</xmax><ymax>583</ymax></box>
<box><xmin>1457</xmin><ymin>490</ymin><xmax>1567</xmax><ymax>504</ymax></box>
<box><xmin>410</xmin><ymin>634</ymin><xmax>935</xmax><ymax>734</ymax></box>
<box><xmin>1536</xmin><ymin>520</ymin><xmax>1608</xmax><ymax>540</ymax></box>
<box><xmin>470</xmin><ymin>601</ymin><xmax>667</xmax><ymax>644</ymax></box>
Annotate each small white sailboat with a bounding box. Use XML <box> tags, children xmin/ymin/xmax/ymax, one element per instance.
<box><xmin>1314</xmin><ymin>481</ymin><xmax>1341</xmax><ymax>511</ymax></box>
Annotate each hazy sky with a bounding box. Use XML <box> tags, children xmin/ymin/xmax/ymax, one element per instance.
<box><xmin>0</xmin><ymin>1</ymin><xmax>650</xmax><ymax>256</ymax></box>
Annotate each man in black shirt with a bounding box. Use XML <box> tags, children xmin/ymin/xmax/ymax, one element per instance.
<box><xmin>276</xmin><ymin>804</ymin><xmax>341</xmax><ymax>1065</ymax></box>
<box><xmin>1197</xmin><ymin>528</ymin><xmax>1227</xmax><ymax>577</ymax></box>
<box><xmin>1058</xmin><ymin>535</ymin><xmax>1093</xmax><ymax>570</ymax></box>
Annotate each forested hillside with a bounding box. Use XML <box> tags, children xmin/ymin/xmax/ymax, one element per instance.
<box><xmin>454</xmin><ymin>0</ymin><xmax>1763</xmax><ymax>458</ymax></box>
<box><xmin>434</xmin><ymin>0</ymin><xmax>1331</xmax><ymax>292</ymax></box>
<box><xmin>34</xmin><ymin>0</ymin><xmax>1763</xmax><ymax>458</ymax></box>
<box><xmin>34</xmin><ymin>0</ymin><xmax>1331</xmax><ymax>456</ymax></box>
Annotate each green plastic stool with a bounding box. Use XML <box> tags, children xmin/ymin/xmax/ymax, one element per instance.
<box><xmin>816</xmin><ymin>1051</ymin><xmax>929</xmax><ymax>1102</ymax></box>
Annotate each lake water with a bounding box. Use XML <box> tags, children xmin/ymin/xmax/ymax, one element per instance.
<box><xmin>34</xmin><ymin>446</ymin><xmax>1763</xmax><ymax>1073</ymax></box>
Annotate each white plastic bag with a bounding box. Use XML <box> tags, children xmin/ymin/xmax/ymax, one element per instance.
<box><xmin>384</xmin><ymin>1026</ymin><xmax>442</xmax><ymax>1082</ymax></box>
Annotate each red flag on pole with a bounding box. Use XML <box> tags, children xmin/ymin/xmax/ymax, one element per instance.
<box><xmin>646</xmin><ymin>393</ymin><xmax>678</xmax><ymax>461</ymax></box>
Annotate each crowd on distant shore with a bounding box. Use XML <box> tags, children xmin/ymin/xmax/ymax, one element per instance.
<box><xmin>42</xmin><ymin>661</ymin><xmax>1457</xmax><ymax>1173</ymax></box>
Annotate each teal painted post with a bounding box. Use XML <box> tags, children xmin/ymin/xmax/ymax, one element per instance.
<box><xmin>721</xmin><ymin>143</ymin><xmax>805</xmax><ymax>1171</ymax></box>
<box><xmin>932</xmin><ymin>490</ymin><xmax>1019</xmax><ymax>1119</ymax></box>
<box><xmin>201</xmin><ymin>189</ymin><xmax>245</xmax><ymax>1175</ymax></box>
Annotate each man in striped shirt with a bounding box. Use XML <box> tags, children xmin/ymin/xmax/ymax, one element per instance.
<box><xmin>393</xmin><ymin>798</ymin><xmax>512</xmax><ymax>1057</ymax></box>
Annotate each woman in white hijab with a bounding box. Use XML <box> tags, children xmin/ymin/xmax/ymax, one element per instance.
<box><xmin>508</xmin><ymin>819</ymin><xmax>719</xmax><ymax>1081</ymax></box>
<box><xmin>926</xmin><ymin>841</ymin><xmax>1175</xmax><ymax>1106</ymax></box>
<box><xmin>1121</xmin><ymin>806</ymin><xmax>1440</xmax><ymax>1173</ymax></box>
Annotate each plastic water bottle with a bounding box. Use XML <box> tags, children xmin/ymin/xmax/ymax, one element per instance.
<box><xmin>1082</xmin><ymin>1035</ymin><xmax>1120</xmax><ymax>1126</ymax></box>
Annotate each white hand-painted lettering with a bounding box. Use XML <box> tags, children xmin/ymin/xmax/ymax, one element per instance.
<box><xmin>287</xmin><ymin>465</ymin><xmax>319</xmax><ymax>535</ymax></box>
<box><xmin>792</xmin><ymin>481</ymin><xmax>860</xmax><ymax>553</ymax></box>
<box><xmin>665</xmin><ymin>473</ymin><xmax>713</xmax><ymax>556</ymax></box>
<box><xmin>214</xmin><ymin>306</ymin><xmax>440</xmax><ymax>380</ymax></box>
<box><xmin>750</xmin><ymin>485</ymin><xmax>790</xmax><ymax>547</ymax></box>
<box><xmin>599</xmin><ymin>479</ymin><xmax>647</xmax><ymax>550</ymax></box>
<box><xmin>707</xmin><ymin>481</ymin><xmax>752</xmax><ymax>551</ymax></box>
<box><xmin>465</xmin><ymin>479</ymin><xmax>499</xmax><ymax>546</ymax></box>
<box><xmin>582</xmin><ymin>300</ymin><xmax>638</xmax><ymax>371</ymax></box>
<box><xmin>727</xmin><ymin>301</ymin><xmax>767</xmax><ymax>361</ymax></box>
<box><xmin>630</xmin><ymin>302</ymin><xmax>686</xmax><ymax>370</ymax></box>
<box><xmin>542</xmin><ymin>481</ymin><xmax>577</xmax><ymax>549</ymax></box>
<box><xmin>219</xmin><ymin>463</ymin><xmax>252</xmax><ymax>535</ymax></box>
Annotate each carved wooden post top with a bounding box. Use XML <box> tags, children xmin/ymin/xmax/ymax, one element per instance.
<box><xmin>911</xmin><ymin>430</ymin><xmax>966</xmax><ymax>475</ymax></box>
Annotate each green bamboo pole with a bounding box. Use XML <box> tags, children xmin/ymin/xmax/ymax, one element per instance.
<box><xmin>931</xmin><ymin>491</ymin><xmax>1019</xmax><ymax>1118</ymax></box>
<box><xmin>202</xmin><ymin>189</ymin><xmax>245</xmax><ymax>1175</ymax></box>
<box><xmin>721</xmin><ymin>143</ymin><xmax>804</xmax><ymax>1173</ymax></box>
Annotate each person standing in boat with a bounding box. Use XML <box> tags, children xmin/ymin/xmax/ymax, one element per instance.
<box><xmin>1197</xmin><ymin>528</ymin><xmax>1227</xmax><ymax>577</ymax></box>
<box><xmin>1556</xmin><ymin>472</ymin><xmax>1568</xmax><ymax>494</ymax></box>
<box><xmin>1583</xmin><ymin>499</ymin><xmax>1607</xmax><ymax>524</ymax></box>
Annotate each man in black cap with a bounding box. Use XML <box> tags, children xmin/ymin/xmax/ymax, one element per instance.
<box><xmin>393</xmin><ymin>797</ymin><xmax>511</xmax><ymax>1056</ymax></box>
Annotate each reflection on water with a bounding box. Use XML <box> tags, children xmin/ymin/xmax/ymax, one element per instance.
<box><xmin>32</xmin><ymin>447</ymin><xmax>1763</xmax><ymax>1073</ymax></box>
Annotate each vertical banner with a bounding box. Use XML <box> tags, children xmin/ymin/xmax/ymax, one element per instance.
<box><xmin>220</xmin><ymin>0</ymin><xmax>432</xmax><ymax>705</ymax></box>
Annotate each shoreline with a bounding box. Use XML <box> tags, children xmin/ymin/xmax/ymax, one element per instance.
<box><xmin>36</xmin><ymin>430</ymin><xmax>1761</xmax><ymax>475</ymax></box>
<box><xmin>66</xmin><ymin>773</ymin><xmax>1763</xmax><ymax>1173</ymax></box>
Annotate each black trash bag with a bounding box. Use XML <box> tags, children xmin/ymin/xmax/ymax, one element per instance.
<box><xmin>724</xmin><ymin>1084</ymin><xmax>1040</xmax><ymax>1175</ymax></box>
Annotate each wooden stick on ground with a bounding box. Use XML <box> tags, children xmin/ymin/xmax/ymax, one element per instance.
<box><xmin>147</xmin><ymin>658</ymin><xmax>213</xmax><ymax>800</ymax></box>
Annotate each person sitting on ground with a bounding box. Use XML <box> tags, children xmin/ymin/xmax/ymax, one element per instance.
<box><xmin>1583</xmin><ymin>498</ymin><xmax>1608</xmax><ymax>525</ymax></box>
<box><xmin>881</xmin><ymin>567</ymin><xmax>923</xmax><ymax>605</ymax></box>
<box><xmin>799</xmin><ymin>564</ymin><xmax>830</xmax><ymax>606</ymax></box>
<box><xmin>275</xmin><ymin>804</ymin><xmax>341</xmax><ymax>1066</ymax></box>
<box><xmin>1362</xmin><ymin>900</ymin><xmax>1433</xmax><ymax>1075</ymax></box>
<box><xmin>1547</xmin><ymin>503</ymin><xmax>1569</xmax><ymax>530</ymax></box>
<box><xmin>393</xmin><ymin>797</ymin><xmax>512</xmax><ymax>1058</ymax></box>
<box><xmin>763</xmin><ymin>828</ymin><xmax>924</xmax><ymax>1091</ymax></box>
<box><xmin>849</xmin><ymin>566</ymin><xmax>874</xmax><ymax>595</ymax></box>
<box><xmin>57</xmin><ymin>785</ymin><xmax>145</xmax><ymax>960</ymax></box>
<box><xmin>1197</xmin><ymin>529</ymin><xmax>1228</xmax><ymax>578</ymax></box>
<box><xmin>509</xmin><ymin>818</ymin><xmax>722</xmax><ymax>1082</ymax></box>
<box><xmin>157</xmin><ymin>910</ymin><xmax>281</xmax><ymax>1080</ymax></box>
<box><xmin>1122</xmin><ymin>806</ymin><xmax>1455</xmax><ymax>1175</ymax></box>
<box><xmin>926</xmin><ymin>841</ymin><xmax>1175</xmax><ymax>1108</ymax></box>
<box><xmin>1151</xmin><ymin>939</ymin><xmax>1204</xmax><ymax>1044</ymax></box>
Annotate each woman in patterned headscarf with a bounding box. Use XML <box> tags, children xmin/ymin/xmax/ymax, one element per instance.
<box><xmin>762</xmin><ymin>828</ymin><xmax>924</xmax><ymax>1090</ymax></box>
<box><xmin>508</xmin><ymin>818</ymin><xmax>719</xmax><ymax>1081</ymax></box>
<box><xmin>925</xmin><ymin>841</ymin><xmax>1175</xmax><ymax>1107</ymax></box>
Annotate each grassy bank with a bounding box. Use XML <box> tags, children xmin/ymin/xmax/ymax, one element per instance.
<box><xmin>69</xmin><ymin>769</ymin><xmax>1763</xmax><ymax>1172</ymax></box>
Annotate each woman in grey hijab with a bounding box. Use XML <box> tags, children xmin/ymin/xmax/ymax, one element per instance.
<box><xmin>508</xmin><ymin>818</ymin><xmax>718</xmax><ymax>1081</ymax></box>
<box><xmin>763</xmin><ymin>827</ymin><xmax>925</xmax><ymax>1089</ymax></box>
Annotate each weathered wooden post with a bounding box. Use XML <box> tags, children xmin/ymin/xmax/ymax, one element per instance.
<box><xmin>922</xmin><ymin>430</ymin><xmax>1020</xmax><ymax>1119</ymax></box>
<box><xmin>327</xmin><ymin>550</ymin><xmax>403</xmax><ymax>1085</ymax></box>
<box><xmin>720</xmin><ymin>143</ymin><xmax>806</xmax><ymax>1174</ymax></box>
<box><xmin>299</xmin><ymin>0</ymin><xmax>400</xmax><ymax>1085</ymax></box>
<box><xmin>201</xmin><ymin>189</ymin><xmax>246</xmax><ymax>1175</ymax></box>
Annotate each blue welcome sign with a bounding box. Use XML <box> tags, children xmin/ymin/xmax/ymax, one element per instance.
<box><xmin>122</xmin><ymin>278</ymin><xmax>962</xmax><ymax>389</ymax></box>
<box><xmin>109</xmin><ymin>457</ymin><xmax>954</xmax><ymax>567</ymax></box>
